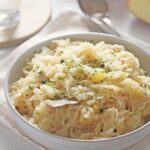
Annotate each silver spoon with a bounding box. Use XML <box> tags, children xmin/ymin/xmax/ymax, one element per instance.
<box><xmin>78</xmin><ymin>0</ymin><xmax>120</xmax><ymax>36</ymax></box>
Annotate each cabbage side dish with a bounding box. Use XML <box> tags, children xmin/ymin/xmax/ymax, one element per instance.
<box><xmin>10</xmin><ymin>39</ymin><xmax>150</xmax><ymax>139</ymax></box>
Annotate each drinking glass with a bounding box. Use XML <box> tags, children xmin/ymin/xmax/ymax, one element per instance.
<box><xmin>0</xmin><ymin>0</ymin><xmax>22</xmax><ymax>31</ymax></box>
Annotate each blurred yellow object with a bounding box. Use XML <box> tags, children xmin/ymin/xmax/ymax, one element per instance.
<box><xmin>128</xmin><ymin>0</ymin><xmax>150</xmax><ymax>24</ymax></box>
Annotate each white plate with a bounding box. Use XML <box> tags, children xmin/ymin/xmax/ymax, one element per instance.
<box><xmin>0</xmin><ymin>0</ymin><xmax>51</xmax><ymax>47</ymax></box>
<box><xmin>108</xmin><ymin>0</ymin><xmax>150</xmax><ymax>50</ymax></box>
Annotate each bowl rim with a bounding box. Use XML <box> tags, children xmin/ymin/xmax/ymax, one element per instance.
<box><xmin>5</xmin><ymin>32</ymin><xmax>150</xmax><ymax>143</ymax></box>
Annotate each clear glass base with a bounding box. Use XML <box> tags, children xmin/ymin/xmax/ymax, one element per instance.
<box><xmin>0</xmin><ymin>9</ymin><xmax>20</xmax><ymax>31</ymax></box>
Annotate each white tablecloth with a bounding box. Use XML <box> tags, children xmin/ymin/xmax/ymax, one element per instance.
<box><xmin>0</xmin><ymin>0</ymin><xmax>150</xmax><ymax>150</ymax></box>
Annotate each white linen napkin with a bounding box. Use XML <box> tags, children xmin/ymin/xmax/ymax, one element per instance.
<box><xmin>0</xmin><ymin>9</ymin><xmax>150</xmax><ymax>150</ymax></box>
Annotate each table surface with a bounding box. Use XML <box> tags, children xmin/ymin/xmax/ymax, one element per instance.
<box><xmin>0</xmin><ymin>0</ymin><xmax>150</xmax><ymax>150</ymax></box>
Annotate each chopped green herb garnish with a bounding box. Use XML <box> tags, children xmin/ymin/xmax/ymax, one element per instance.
<box><xmin>111</xmin><ymin>51</ymin><xmax>115</xmax><ymax>55</ymax></box>
<box><xmin>41</xmin><ymin>80</ymin><xmax>49</xmax><ymax>84</ymax></box>
<box><xmin>106</xmin><ymin>67</ymin><xmax>112</xmax><ymax>72</ymax></box>
<box><xmin>57</xmin><ymin>76</ymin><xmax>64</xmax><ymax>80</ymax></box>
<box><xmin>38</xmin><ymin>71</ymin><xmax>44</xmax><ymax>75</ymax></box>
<box><xmin>28</xmin><ymin>85</ymin><xmax>33</xmax><ymax>89</ymax></box>
<box><xmin>77</xmin><ymin>63</ymin><xmax>82</xmax><ymax>67</ymax></box>
<box><xmin>89</xmin><ymin>40</ymin><xmax>94</xmax><ymax>43</ymax></box>
<box><xmin>60</xmin><ymin>59</ymin><xmax>64</xmax><ymax>63</ymax></box>
<box><xmin>80</xmin><ymin>83</ymin><xmax>85</xmax><ymax>86</ymax></box>
<box><xmin>142</xmin><ymin>83</ymin><xmax>147</xmax><ymax>88</ymax></box>
<box><xmin>41</xmin><ymin>80</ymin><xmax>46</xmax><ymax>84</ymax></box>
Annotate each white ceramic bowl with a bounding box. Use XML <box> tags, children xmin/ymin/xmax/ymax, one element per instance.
<box><xmin>5</xmin><ymin>33</ymin><xmax>150</xmax><ymax>150</ymax></box>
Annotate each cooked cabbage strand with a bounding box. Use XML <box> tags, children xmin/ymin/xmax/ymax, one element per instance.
<box><xmin>10</xmin><ymin>39</ymin><xmax>150</xmax><ymax>139</ymax></box>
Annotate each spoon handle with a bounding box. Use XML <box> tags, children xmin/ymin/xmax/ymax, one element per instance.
<box><xmin>101</xmin><ymin>17</ymin><xmax>120</xmax><ymax>37</ymax></box>
<box><xmin>91</xmin><ymin>17</ymin><xmax>120</xmax><ymax>37</ymax></box>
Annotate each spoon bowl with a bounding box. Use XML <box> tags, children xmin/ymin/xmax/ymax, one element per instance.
<box><xmin>78</xmin><ymin>0</ymin><xmax>120</xmax><ymax>36</ymax></box>
<box><xmin>78</xmin><ymin>0</ymin><xmax>109</xmax><ymax>18</ymax></box>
